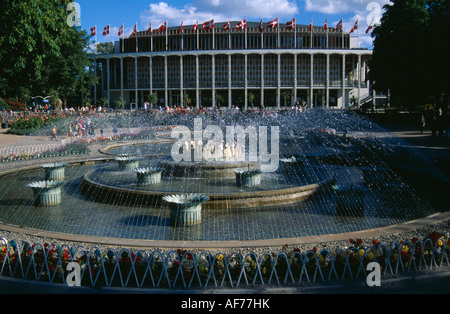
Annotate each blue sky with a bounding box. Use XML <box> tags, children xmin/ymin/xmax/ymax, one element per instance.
<box><xmin>77</xmin><ymin>0</ymin><xmax>391</xmax><ymax>49</ymax></box>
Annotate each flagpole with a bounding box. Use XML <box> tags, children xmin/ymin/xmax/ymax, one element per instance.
<box><xmin>310</xmin><ymin>19</ymin><xmax>313</xmax><ymax>49</ymax></box>
<box><xmin>122</xmin><ymin>23</ymin><xmax>124</xmax><ymax>53</ymax></box>
<box><xmin>166</xmin><ymin>21</ymin><xmax>168</xmax><ymax>51</ymax></box>
<box><xmin>136</xmin><ymin>22</ymin><xmax>138</xmax><ymax>53</ymax></box>
<box><xmin>294</xmin><ymin>19</ymin><xmax>297</xmax><ymax>49</ymax></box>
<box><xmin>213</xmin><ymin>20</ymin><xmax>215</xmax><ymax>50</ymax></box>
<box><xmin>229</xmin><ymin>19</ymin><xmax>231</xmax><ymax>50</ymax></box>
<box><xmin>261</xmin><ymin>19</ymin><xmax>264</xmax><ymax>49</ymax></box>
<box><xmin>245</xmin><ymin>19</ymin><xmax>247</xmax><ymax>49</ymax></box>
<box><xmin>277</xmin><ymin>18</ymin><xmax>280</xmax><ymax>49</ymax></box>
<box><xmin>197</xmin><ymin>23</ymin><xmax>199</xmax><ymax>50</ymax></box>
<box><xmin>151</xmin><ymin>22</ymin><xmax>153</xmax><ymax>52</ymax></box>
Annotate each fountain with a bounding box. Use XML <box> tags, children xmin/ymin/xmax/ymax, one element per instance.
<box><xmin>115</xmin><ymin>155</ymin><xmax>143</xmax><ymax>171</ymax></box>
<box><xmin>234</xmin><ymin>167</ymin><xmax>262</xmax><ymax>187</ymax></box>
<box><xmin>27</xmin><ymin>181</ymin><xmax>64</xmax><ymax>206</ymax></box>
<box><xmin>163</xmin><ymin>194</ymin><xmax>209</xmax><ymax>226</ymax></box>
<box><xmin>135</xmin><ymin>167</ymin><xmax>164</xmax><ymax>186</ymax></box>
<box><xmin>42</xmin><ymin>163</ymin><xmax>67</xmax><ymax>181</ymax></box>
<box><xmin>0</xmin><ymin>110</ymin><xmax>442</xmax><ymax>243</ymax></box>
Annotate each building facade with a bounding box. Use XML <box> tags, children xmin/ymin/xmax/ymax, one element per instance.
<box><xmin>90</xmin><ymin>21</ymin><xmax>374</xmax><ymax>110</ymax></box>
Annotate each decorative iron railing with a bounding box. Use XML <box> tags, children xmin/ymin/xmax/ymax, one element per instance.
<box><xmin>0</xmin><ymin>236</ymin><xmax>448</xmax><ymax>289</ymax></box>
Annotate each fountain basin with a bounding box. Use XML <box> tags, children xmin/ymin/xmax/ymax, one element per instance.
<box><xmin>163</xmin><ymin>194</ymin><xmax>209</xmax><ymax>226</ymax></box>
<box><xmin>42</xmin><ymin>163</ymin><xmax>67</xmax><ymax>181</ymax></box>
<box><xmin>27</xmin><ymin>181</ymin><xmax>64</xmax><ymax>206</ymax></box>
<box><xmin>115</xmin><ymin>156</ymin><xmax>143</xmax><ymax>171</ymax></box>
<box><xmin>80</xmin><ymin>167</ymin><xmax>336</xmax><ymax>209</ymax></box>
<box><xmin>234</xmin><ymin>168</ymin><xmax>262</xmax><ymax>187</ymax></box>
<box><xmin>135</xmin><ymin>167</ymin><xmax>164</xmax><ymax>185</ymax></box>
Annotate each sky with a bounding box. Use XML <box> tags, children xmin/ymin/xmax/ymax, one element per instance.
<box><xmin>76</xmin><ymin>0</ymin><xmax>392</xmax><ymax>49</ymax></box>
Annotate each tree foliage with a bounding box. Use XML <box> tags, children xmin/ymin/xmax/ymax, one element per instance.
<box><xmin>0</xmin><ymin>0</ymin><xmax>96</xmax><ymax>105</ymax></box>
<box><xmin>369</xmin><ymin>0</ymin><xmax>450</xmax><ymax>109</ymax></box>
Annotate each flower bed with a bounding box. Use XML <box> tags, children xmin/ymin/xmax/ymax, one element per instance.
<box><xmin>1</xmin><ymin>230</ymin><xmax>449</xmax><ymax>289</ymax></box>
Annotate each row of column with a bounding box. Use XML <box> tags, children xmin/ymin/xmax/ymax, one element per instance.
<box><xmin>98</xmin><ymin>53</ymin><xmax>365</xmax><ymax>110</ymax></box>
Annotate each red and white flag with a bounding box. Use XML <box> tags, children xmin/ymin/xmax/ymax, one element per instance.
<box><xmin>267</xmin><ymin>18</ymin><xmax>278</xmax><ymax>28</ymax></box>
<box><xmin>148</xmin><ymin>22</ymin><xmax>153</xmax><ymax>34</ymax></box>
<box><xmin>350</xmin><ymin>20</ymin><xmax>358</xmax><ymax>33</ymax></box>
<box><xmin>366</xmin><ymin>18</ymin><xmax>374</xmax><ymax>33</ymax></box>
<box><xmin>131</xmin><ymin>23</ymin><xmax>137</xmax><ymax>36</ymax></box>
<box><xmin>324</xmin><ymin>19</ymin><xmax>328</xmax><ymax>31</ymax></box>
<box><xmin>178</xmin><ymin>21</ymin><xmax>184</xmax><ymax>34</ymax></box>
<box><xmin>118</xmin><ymin>24</ymin><xmax>124</xmax><ymax>36</ymax></box>
<box><xmin>258</xmin><ymin>19</ymin><xmax>264</xmax><ymax>33</ymax></box>
<box><xmin>103</xmin><ymin>25</ymin><xmax>110</xmax><ymax>36</ymax></box>
<box><xmin>309</xmin><ymin>18</ymin><xmax>313</xmax><ymax>31</ymax></box>
<box><xmin>335</xmin><ymin>19</ymin><xmax>343</xmax><ymax>30</ymax></box>
<box><xmin>202</xmin><ymin>19</ymin><xmax>214</xmax><ymax>31</ymax></box>
<box><xmin>236</xmin><ymin>19</ymin><xmax>247</xmax><ymax>31</ymax></box>
<box><xmin>90</xmin><ymin>26</ymin><xmax>97</xmax><ymax>36</ymax></box>
<box><xmin>159</xmin><ymin>21</ymin><xmax>167</xmax><ymax>33</ymax></box>
<box><xmin>193</xmin><ymin>20</ymin><xmax>199</xmax><ymax>32</ymax></box>
<box><xmin>286</xmin><ymin>18</ymin><xmax>295</xmax><ymax>30</ymax></box>
<box><xmin>223</xmin><ymin>20</ymin><xmax>230</xmax><ymax>31</ymax></box>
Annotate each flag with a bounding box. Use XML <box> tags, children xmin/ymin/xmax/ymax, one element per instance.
<box><xmin>335</xmin><ymin>19</ymin><xmax>343</xmax><ymax>30</ymax></box>
<box><xmin>159</xmin><ymin>21</ymin><xmax>167</xmax><ymax>33</ymax></box>
<box><xmin>258</xmin><ymin>19</ymin><xmax>264</xmax><ymax>33</ymax></box>
<box><xmin>118</xmin><ymin>24</ymin><xmax>124</xmax><ymax>36</ymax></box>
<box><xmin>236</xmin><ymin>19</ymin><xmax>247</xmax><ymax>31</ymax></box>
<box><xmin>202</xmin><ymin>19</ymin><xmax>214</xmax><ymax>31</ymax></box>
<box><xmin>324</xmin><ymin>19</ymin><xmax>328</xmax><ymax>31</ymax></box>
<box><xmin>267</xmin><ymin>18</ymin><xmax>278</xmax><ymax>28</ymax></box>
<box><xmin>90</xmin><ymin>26</ymin><xmax>96</xmax><ymax>36</ymax></box>
<box><xmin>309</xmin><ymin>18</ymin><xmax>313</xmax><ymax>31</ymax></box>
<box><xmin>366</xmin><ymin>18</ymin><xmax>374</xmax><ymax>34</ymax></box>
<box><xmin>223</xmin><ymin>20</ymin><xmax>230</xmax><ymax>31</ymax></box>
<box><xmin>131</xmin><ymin>23</ymin><xmax>137</xmax><ymax>36</ymax></box>
<box><xmin>103</xmin><ymin>25</ymin><xmax>110</xmax><ymax>36</ymax></box>
<box><xmin>350</xmin><ymin>20</ymin><xmax>358</xmax><ymax>33</ymax></box>
<box><xmin>286</xmin><ymin>18</ymin><xmax>295</xmax><ymax>30</ymax></box>
<box><xmin>193</xmin><ymin>20</ymin><xmax>198</xmax><ymax>31</ymax></box>
<box><xmin>148</xmin><ymin>22</ymin><xmax>153</xmax><ymax>34</ymax></box>
<box><xmin>178</xmin><ymin>21</ymin><xmax>184</xmax><ymax>34</ymax></box>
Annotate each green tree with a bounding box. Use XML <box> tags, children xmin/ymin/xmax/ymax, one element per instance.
<box><xmin>248</xmin><ymin>92</ymin><xmax>255</xmax><ymax>108</ymax></box>
<box><xmin>0</xmin><ymin>0</ymin><xmax>95</xmax><ymax>106</ymax></box>
<box><xmin>369</xmin><ymin>0</ymin><xmax>450</xmax><ymax>110</ymax></box>
<box><xmin>148</xmin><ymin>93</ymin><xmax>158</xmax><ymax>108</ymax></box>
<box><xmin>115</xmin><ymin>97</ymin><xmax>126</xmax><ymax>109</ymax></box>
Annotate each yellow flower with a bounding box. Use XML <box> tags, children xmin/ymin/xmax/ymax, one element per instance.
<box><xmin>367</xmin><ymin>252</ymin><xmax>374</xmax><ymax>261</ymax></box>
<box><xmin>359</xmin><ymin>249</ymin><xmax>365</xmax><ymax>257</ymax></box>
<box><xmin>217</xmin><ymin>254</ymin><xmax>224</xmax><ymax>261</ymax></box>
<box><xmin>437</xmin><ymin>239</ymin><xmax>443</xmax><ymax>246</ymax></box>
<box><xmin>262</xmin><ymin>267</ymin><xmax>267</xmax><ymax>275</ymax></box>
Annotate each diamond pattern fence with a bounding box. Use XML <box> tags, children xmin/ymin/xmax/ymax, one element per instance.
<box><xmin>0</xmin><ymin>235</ymin><xmax>449</xmax><ymax>289</ymax></box>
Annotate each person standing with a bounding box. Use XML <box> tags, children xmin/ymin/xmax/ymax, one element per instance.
<box><xmin>420</xmin><ymin>115</ymin><xmax>426</xmax><ymax>133</ymax></box>
<box><xmin>51</xmin><ymin>125</ymin><xmax>57</xmax><ymax>141</ymax></box>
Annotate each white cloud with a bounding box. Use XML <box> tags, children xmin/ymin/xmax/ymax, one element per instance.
<box><xmin>139</xmin><ymin>0</ymin><xmax>299</xmax><ymax>28</ymax></box>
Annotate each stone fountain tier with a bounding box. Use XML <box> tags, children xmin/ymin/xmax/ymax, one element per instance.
<box><xmin>80</xmin><ymin>165</ymin><xmax>336</xmax><ymax>210</ymax></box>
<box><xmin>159</xmin><ymin>159</ymin><xmax>260</xmax><ymax>179</ymax></box>
<box><xmin>115</xmin><ymin>156</ymin><xmax>144</xmax><ymax>171</ymax></box>
<box><xmin>41</xmin><ymin>163</ymin><xmax>67</xmax><ymax>181</ymax></box>
<box><xmin>27</xmin><ymin>181</ymin><xmax>64</xmax><ymax>206</ymax></box>
<box><xmin>135</xmin><ymin>167</ymin><xmax>164</xmax><ymax>185</ymax></box>
<box><xmin>163</xmin><ymin>194</ymin><xmax>209</xmax><ymax>226</ymax></box>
